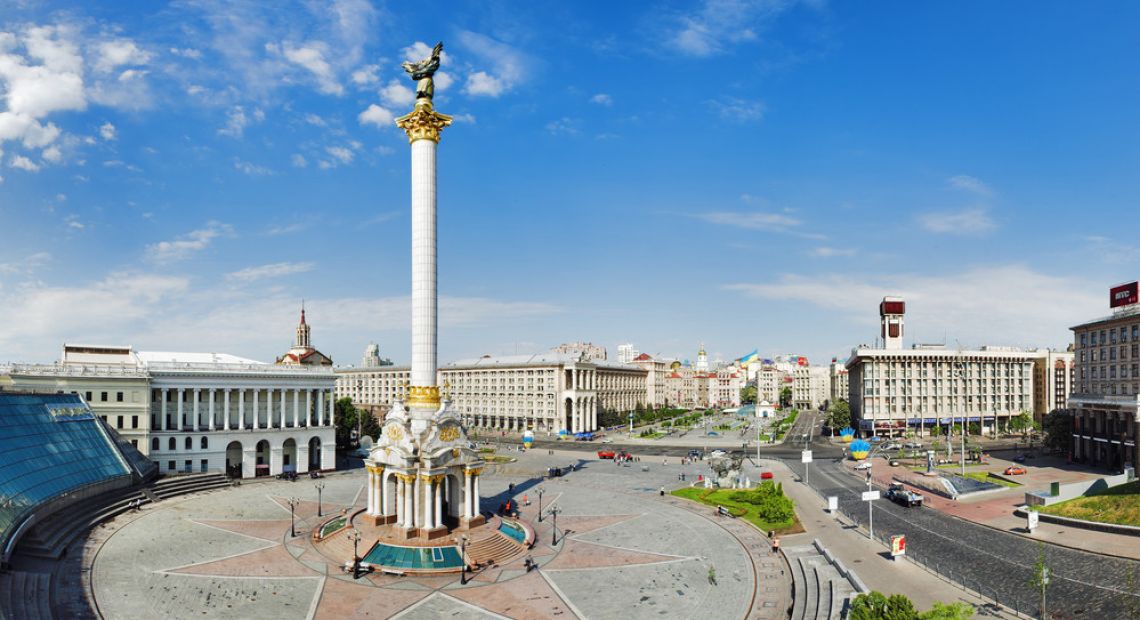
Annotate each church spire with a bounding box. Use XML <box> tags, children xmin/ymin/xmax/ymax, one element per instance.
<box><xmin>295</xmin><ymin>302</ymin><xmax>311</xmax><ymax>348</ymax></box>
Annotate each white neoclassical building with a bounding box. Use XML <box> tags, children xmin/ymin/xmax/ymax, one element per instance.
<box><xmin>141</xmin><ymin>352</ymin><xmax>336</xmax><ymax>478</ymax></box>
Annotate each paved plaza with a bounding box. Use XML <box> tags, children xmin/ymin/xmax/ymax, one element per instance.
<box><xmin>89</xmin><ymin>449</ymin><xmax>788</xmax><ymax>619</ymax></box>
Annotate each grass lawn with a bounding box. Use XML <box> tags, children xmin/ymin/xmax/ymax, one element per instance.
<box><xmin>962</xmin><ymin>472</ymin><xmax>1021</xmax><ymax>488</ymax></box>
<box><xmin>1037</xmin><ymin>480</ymin><xmax>1140</xmax><ymax>526</ymax></box>
<box><xmin>638</xmin><ymin>432</ymin><xmax>666</xmax><ymax>440</ymax></box>
<box><xmin>672</xmin><ymin>487</ymin><xmax>803</xmax><ymax>535</ymax></box>
<box><xmin>481</xmin><ymin>454</ymin><xmax>516</xmax><ymax>463</ymax></box>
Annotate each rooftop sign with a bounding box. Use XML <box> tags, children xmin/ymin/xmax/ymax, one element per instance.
<box><xmin>1110</xmin><ymin>281</ymin><xmax>1138</xmax><ymax>309</ymax></box>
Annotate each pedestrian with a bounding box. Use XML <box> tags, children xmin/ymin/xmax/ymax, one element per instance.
<box><xmin>659</xmin><ymin>486</ymin><xmax>665</xmax><ymax>497</ymax></box>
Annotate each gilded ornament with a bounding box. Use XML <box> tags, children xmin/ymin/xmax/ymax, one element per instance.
<box><xmin>439</xmin><ymin>425</ymin><xmax>460</xmax><ymax>442</ymax></box>
<box><xmin>385</xmin><ymin>424</ymin><xmax>405</xmax><ymax>441</ymax></box>
<box><xmin>395</xmin><ymin>103</ymin><xmax>452</xmax><ymax>144</ymax></box>
<box><xmin>405</xmin><ymin>385</ymin><xmax>442</xmax><ymax>407</ymax></box>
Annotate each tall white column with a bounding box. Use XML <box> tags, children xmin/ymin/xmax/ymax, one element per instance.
<box><xmin>367</xmin><ymin>469</ymin><xmax>376</xmax><ymax>514</ymax></box>
<box><xmin>405</xmin><ymin>477</ymin><xmax>415</xmax><ymax>529</ymax></box>
<box><xmin>193</xmin><ymin>389</ymin><xmax>201</xmax><ymax>431</ymax></box>
<box><xmin>421</xmin><ymin>476</ymin><xmax>432</xmax><ymax>529</ymax></box>
<box><xmin>177</xmin><ymin>388</ymin><xmax>184</xmax><ymax>429</ymax></box>
<box><xmin>253</xmin><ymin>389</ymin><xmax>260</xmax><ymax>430</ymax></box>
<box><xmin>208</xmin><ymin>389</ymin><xmax>216</xmax><ymax>431</ymax></box>
<box><xmin>160</xmin><ymin>389</ymin><xmax>168</xmax><ymax>431</ymax></box>
<box><xmin>410</xmin><ymin>137</ymin><xmax>438</xmax><ymax>389</ymax></box>
<box><xmin>238</xmin><ymin>390</ymin><xmax>245</xmax><ymax>430</ymax></box>
<box><xmin>267</xmin><ymin>389</ymin><xmax>275</xmax><ymax>428</ymax></box>
<box><xmin>292</xmin><ymin>389</ymin><xmax>299</xmax><ymax>428</ymax></box>
<box><xmin>223</xmin><ymin>389</ymin><xmax>231</xmax><ymax>430</ymax></box>
<box><xmin>473</xmin><ymin>474</ymin><xmax>480</xmax><ymax>517</ymax></box>
<box><xmin>395</xmin><ymin>478</ymin><xmax>405</xmax><ymax>526</ymax></box>
<box><xmin>305</xmin><ymin>390</ymin><xmax>312</xmax><ymax>426</ymax></box>
<box><xmin>317</xmin><ymin>390</ymin><xmax>325</xmax><ymax>426</ymax></box>
<box><xmin>463</xmin><ymin>474</ymin><xmax>472</xmax><ymax>518</ymax></box>
<box><xmin>433</xmin><ymin>479</ymin><xmax>442</xmax><ymax>528</ymax></box>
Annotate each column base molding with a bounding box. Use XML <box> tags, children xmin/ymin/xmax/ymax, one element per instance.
<box><xmin>457</xmin><ymin>514</ymin><xmax>486</xmax><ymax>530</ymax></box>
<box><xmin>393</xmin><ymin>527</ymin><xmax>418</xmax><ymax>540</ymax></box>
<box><xmin>420</xmin><ymin>526</ymin><xmax>450</xmax><ymax>540</ymax></box>
<box><xmin>366</xmin><ymin>514</ymin><xmax>398</xmax><ymax>526</ymax></box>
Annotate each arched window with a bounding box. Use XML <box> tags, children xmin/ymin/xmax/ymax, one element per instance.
<box><xmin>168</xmin><ymin>437</ymin><xmax>176</xmax><ymax>451</ymax></box>
<box><xmin>185</xmin><ymin>436</ymin><xmax>193</xmax><ymax>450</ymax></box>
<box><xmin>152</xmin><ymin>437</ymin><xmax>160</xmax><ymax>451</ymax></box>
<box><xmin>201</xmin><ymin>437</ymin><xmax>208</xmax><ymax>450</ymax></box>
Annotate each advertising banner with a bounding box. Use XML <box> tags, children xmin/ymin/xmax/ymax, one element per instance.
<box><xmin>1110</xmin><ymin>281</ymin><xmax>1139</xmax><ymax>308</ymax></box>
<box><xmin>891</xmin><ymin>535</ymin><xmax>906</xmax><ymax>556</ymax></box>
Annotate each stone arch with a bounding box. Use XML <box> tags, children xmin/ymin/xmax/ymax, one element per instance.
<box><xmin>382</xmin><ymin>470</ymin><xmax>398</xmax><ymax>515</ymax></box>
<box><xmin>168</xmin><ymin>437</ymin><xmax>176</xmax><ymax>451</ymax></box>
<box><xmin>282</xmin><ymin>438</ymin><xmax>297</xmax><ymax>472</ymax></box>
<box><xmin>201</xmin><ymin>436</ymin><xmax>209</xmax><ymax>450</ymax></box>
<box><xmin>151</xmin><ymin>437</ymin><xmax>160</xmax><ymax>452</ymax></box>
<box><xmin>184</xmin><ymin>436</ymin><xmax>193</xmax><ymax>450</ymax></box>
<box><xmin>226</xmin><ymin>441</ymin><xmax>243</xmax><ymax>478</ymax></box>
<box><xmin>308</xmin><ymin>436</ymin><xmax>322</xmax><ymax>470</ymax></box>
<box><xmin>255</xmin><ymin>439</ymin><xmax>270</xmax><ymax>476</ymax></box>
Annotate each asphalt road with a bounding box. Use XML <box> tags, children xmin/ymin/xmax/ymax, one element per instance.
<box><xmin>783</xmin><ymin>457</ymin><xmax>1140</xmax><ymax>618</ymax></box>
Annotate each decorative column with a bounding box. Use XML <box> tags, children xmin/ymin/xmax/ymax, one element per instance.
<box><xmin>396</xmin><ymin>98</ymin><xmax>452</xmax><ymax>422</ymax></box>
<box><xmin>208</xmin><ymin>388</ymin><xmax>216</xmax><ymax>431</ymax></box>
<box><xmin>472</xmin><ymin>470</ymin><xmax>481</xmax><ymax>517</ymax></box>
<box><xmin>177</xmin><ymin>388</ymin><xmax>184</xmax><ymax>429</ymax></box>
<box><xmin>395</xmin><ymin>476</ymin><xmax>405</xmax><ymax>526</ymax></box>
<box><xmin>405</xmin><ymin>474</ymin><xmax>415</xmax><ymax>529</ymax></box>
<box><xmin>238</xmin><ymin>390</ymin><xmax>245</xmax><ymax>430</ymax></box>
<box><xmin>160</xmin><ymin>388</ymin><xmax>168</xmax><ymax>431</ymax></box>
<box><xmin>193</xmin><ymin>388</ymin><xmax>201</xmax><ymax>431</ymax></box>
<box><xmin>421</xmin><ymin>474</ymin><xmax>432</xmax><ymax>529</ymax></box>
<box><xmin>223</xmin><ymin>389</ymin><xmax>231</xmax><ymax>430</ymax></box>
<box><xmin>463</xmin><ymin>470</ymin><xmax>473</xmax><ymax>518</ymax></box>
<box><xmin>292</xmin><ymin>389</ymin><xmax>299</xmax><ymax>428</ymax></box>
<box><xmin>253</xmin><ymin>389</ymin><xmax>260</xmax><ymax>430</ymax></box>
<box><xmin>305</xmin><ymin>390</ymin><xmax>312</xmax><ymax>427</ymax></box>
<box><xmin>433</xmin><ymin>477</ymin><xmax>442</xmax><ymax>528</ymax></box>
<box><xmin>316</xmin><ymin>390</ymin><xmax>324</xmax><ymax>426</ymax></box>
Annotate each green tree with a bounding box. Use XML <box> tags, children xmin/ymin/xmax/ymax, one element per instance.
<box><xmin>779</xmin><ymin>386</ymin><xmax>792</xmax><ymax>408</ymax></box>
<box><xmin>918</xmin><ymin>602</ymin><xmax>973</xmax><ymax>620</ymax></box>
<box><xmin>1041</xmin><ymin>409</ymin><xmax>1072</xmax><ymax>453</ymax></box>
<box><xmin>1009</xmin><ymin>410</ymin><xmax>1034</xmax><ymax>436</ymax></box>
<box><xmin>335</xmin><ymin>397</ymin><xmax>359</xmax><ymax>448</ymax></box>
<box><xmin>598</xmin><ymin>409</ymin><xmax>623</xmax><ymax>428</ymax></box>
<box><xmin>849</xmin><ymin>591</ymin><xmax>919</xmax><ymax>620</ymax></box>
<box><xmin>1030</xmin><ymin>542</ymin><xmax>1051</xmax><ymax>620</ymax></box>
<box><xmin>740</xmin><ymin>385</ymin><xmax>758</xmax><ymax>404</ymax></box>
<box><xmin>827</xmin><ymin>399</ymin><xmax>851</xmax><ymax>430</ymax></box>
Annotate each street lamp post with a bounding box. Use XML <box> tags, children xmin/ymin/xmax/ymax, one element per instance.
<box><xmin>537</xmin><ymin>487</ymin><xmax>545</xmax><ymax>522</ymax></box>
<box><xmin>314</xmin><ymin>481</ymin><xmax>325</xmax><ymax>517</ymax></box>
<box><xmin>287</xmin><ymin>497</ymin><xmax>300</xmax><ymax>537</ymax></box>
<box><xmin>866</xmin><ymin>472</ymin><xmax>874</xmax><ymax>541</ymax></box>
<box><xmin>349</xmin><ymin>527</ymin><xmax>361</xmax><ymax>578</ymax></box>
<box><xmin>458</xmin><ymin>534</ymin><xmax>469</xmax><ymax>584</ymax></box>
<box><xmin>550</xmin><ymin>506</ymin><xmax>562</xmax><ymax>545</ymax></box>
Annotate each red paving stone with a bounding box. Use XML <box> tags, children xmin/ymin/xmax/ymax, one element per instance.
<box><xmin>314</xmin><ymin>576</ymin><xmax>430</xmax><ymax>619</ymax></box>
<box><xmin>169</xmin><ymin>544</ymin><xmax>318</xmax><ymax>577</ymax></box>
<box><xmin>542</xmin><ymin>539</ymin><xmax>682</xmax><ymax>570</ymax></box>
<box><xmin>450</xmin><ymin>571</ymin><xmax>577</xmax><ymax>620</ymax></box>
<box><xmin>195</xmin><ymin>519</ymin><xmax>290</xmax><ymax>541</ymax></box>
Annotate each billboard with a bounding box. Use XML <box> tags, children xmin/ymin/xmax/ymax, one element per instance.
<box><xmin>880</xmin><ymin>299</ymin><xmax>905</xmax><ymax>315</ymax></box>
<box><xmin>1110</xmin><ymin>281</ymin><xmax>1139</xmax><ymax>308</ymax></box>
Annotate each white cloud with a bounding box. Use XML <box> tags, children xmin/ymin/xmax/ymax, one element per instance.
<box><xmin>351</xmin><ymin>63</ymin><xmax>379</xmax><ymax>86</ymax></box>
<box><xmin>545</xmin><ymin>117</ymin><xmax>579</xmax><ymax>136</ymax></box>
<box><xmin>590</xmin><ymin>93</ymin><xmax>613</xmax><ymax>106</ymax></box>
<box><xmin>663</xmin><ymin>0</ymin><xmax>793</xmax><ymax>57</ymax></box>
<box><xmin>692</xmin><ymin>211</ymin><xmax>801</xmax><ymax>231</ymax></box>
<box><xmin>456</xmin><ymin>31</ymin><xmax>526</xmax><ymax>98</ymax></box>
<box><xmin>10</xmin><ymin>154</ymin><xmax>40</xmax><ymax>171</ymax></box>
<box><xmin>93</xmin><ymin>39</ymin><xmax>150</xmax><ymax>73</ymax></box>
<box><xmin>707</xmin><ymin>97</ymin><xmax>765</xmax><ymax>122</ymax></box>
<box><xmin>170</xmin><ymin>47</ymin><xmax>202</xmax><ymax>59</ymax></box>
<box><xmin>918</xmin><ymin>207</ymin><xmax>996</xmax><ymax>235</ymax></box>
<box><xmin>64</xmin><ymin>214</ymin><xmax>84</xmax><ymax>230</ymax></box>
<box><xmin>811</xmin><ymin>246</ymin><xmax>856</xmax><ymax>258</ymax></box>
<box><xmin>0</xmin><ymin>24</ymin><xmax>86</xmax><ymax>121</ymax></box>
<box><xmin>233</xmin><ymin>159</ymin><xmax>272</xmax><ymax>176</ymax></box>
<box><xmin>303</xmin><ymin>113</ymin><xmax>326</xmax><ymax>126</ymax></box>
<box><xmin>358</xmin><ymin>103</ymin><xmax>393</xmax><ymax>128</ymax></box>
<box><xmin>41</xmin><ymin>145</ymin><xmax>61</xmax><ymax>162</ymax></box>
<box><xmin>378</xmin><ymin>79</ymin><xmax>414</xmax><ymax>107</ymax></box>
<box><xmin>0</xmin><ymin>251</ymin><xmax>51</xmax><ymax>276</ymax></box>
<box><xmin>99</xmin><ymin>121</ymin><xmax>116</xmax><ymax>140</ymax></box>
<box><xmin>281</xmin><ymin>42</ymin><xmax>343</xmax><ymax>95</ymax></box>
<box><xmin>226</xmin><ymin>261</ymin><xmax>314</xmax><ymax>282</ymax></box>
<box><xmin>218</xmin><ymin>105</ymin><xmax>261</xmax><ymax>137</ymax></box>
<box><xmin>146</xmin><ymin>222</ymin><xmax>232</xmax><ymax>263</ymax></box>
<box><xmin>326</xmin><ymin>146</ymin><xmax>353</xmax><ymax>164</ymax></box>
<box><xmin>725</xmin><ymin>264</ymin><xmax>1101</xmax><ymax>349</ymax></box>
<box><xmin>0</xmin><ymin>112</ymin><xmax>61</xmax><ymax>148</ymax></box>
<box><xmin>291</xmin><ymin>154</ymin><xmax>308</xmax><ymax>168</ymax></box>
<box><xmin>452</xmin><ymin>113</ymin><xmax>476</xmax><ymax>124</ymax></box>
<box><xmin>948</xmin><ymin>175</ymin><xmax>993</xmax><ymax>197</ymax></box>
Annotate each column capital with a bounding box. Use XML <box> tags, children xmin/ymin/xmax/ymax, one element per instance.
<box><xmin>464</xmin><ymin>467</ymin><xmax>483</xmax><ymax>477</ymax></box>
<box><xmin>395</xmin><ymin>100</ymin><xmax>452</xmax><ymax>144</ymax></box>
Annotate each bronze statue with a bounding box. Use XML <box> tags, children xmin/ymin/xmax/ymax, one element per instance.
<box><xmin>402</xmin><ymin>42</ymin><xmax>442</xmax><ymax>102</ymax></box>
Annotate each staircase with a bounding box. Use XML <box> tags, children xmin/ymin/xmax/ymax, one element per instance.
<box><xmin>148</xmin><ymin>472</ymin><xmax>231</xmax><ymax>500</ymax></box>
<box><xmin>465</xmin><ymin>532</ymin><xmax>525</xmax><ymax>566</ymax></box>
<box><xmin>784</xmin><ymin>544</ymin><xmax>858</xmax><ymax>620</ymax></box>
<box><xmin>0</xmin><ymin>571</ymin><xmax>54</xmax><ymax>620</ymax></box>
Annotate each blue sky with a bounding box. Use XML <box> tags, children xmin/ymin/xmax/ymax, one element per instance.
<box><xmin>1</xmin><ymin>1</ymin><xmax>1138</xmax><ymax>366</ymax></box>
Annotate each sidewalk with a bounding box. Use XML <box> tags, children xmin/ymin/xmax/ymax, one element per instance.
<box><xmin>757</xmin><ymin>460</ymin><xmax>1017</xmax><ymax>618</ymax></box>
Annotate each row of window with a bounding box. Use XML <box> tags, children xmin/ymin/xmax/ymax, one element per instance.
<box><xmin>1079</xmin><ymin>364</ymin><xmax>1140</xmax><ymax>380</ymax></box>
<box><xmin>1079</xmin><ymin>324</ymin><xmax>1140</xmax><ymax>347</ymax></box>
<box><xmin>85</xmin><ymin>391</ymin><xmax>125</xmax><ymax>402</ymax></box>
<box><xmin>151</xmin><ymin>436</ymin><xmax>211</xmax><ymax>451</ymax></box>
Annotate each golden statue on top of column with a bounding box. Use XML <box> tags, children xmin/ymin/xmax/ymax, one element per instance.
<box><xmin>401</xmin><ymin>41</ymin><xmax>443</xmax><ymax>103</ymax></box>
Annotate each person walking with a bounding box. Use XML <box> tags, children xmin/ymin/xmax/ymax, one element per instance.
<box><xmin>659</xmin><ymin>486</ymin><xmax>665</xmax><ymax>497</ymax></box>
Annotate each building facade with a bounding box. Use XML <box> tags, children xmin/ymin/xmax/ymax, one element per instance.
<box><xmin>334</xmin><ymin>364</ymin><xmax>411</xmax><ymax>419</ymax></box>
<box><xmin>1032</xmin><ymin>349</ymin><xmax>1074</xmax><ymax>423</ymax></box>
<box><xmin>550</xmin><ymin>341</ymin><xmax>607</xmax><ymax>361</ymax></box>
<box><xmin>630</xmin><ymin>353</ymin><xmax>669</xmax><ymax>408</ymax></box>
<box><xmin>1069</xmin><ymin>295</ymin><xmax>1140</xmax><ymax>471</ymax></box>
<box><xmin>830</xmin><ymin>360</ymin><xmax>849</xmax><ymax>406</ymax></box>
<box><xmin>792</xmin><ymin>366</ymin><xmax>829</xmax><ymax>411</ymax></box>
<box><xmin>616</xmin><ymin>344</ymin><xmax>639</xmax><ymax>364</ymax></box>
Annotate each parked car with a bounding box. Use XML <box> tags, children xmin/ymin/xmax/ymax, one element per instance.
<box><xmin>881</xmin><ymin>443</ymin><xmax>901</xmax><ymax>451</ymax></box>
<box><xmin>854</xmin><ymin>461</ymin><xmax>872</xmax><ymax>471</ymax></box>
<box><xmin>889</xmin><ymin>460</ymin><xmax>900</xmax><ymax>467</ymax></box>
<box><xmin>688</xmin><ymin>449</ymin><xmax>703</xmax><ymax>460</ymax></box>
<box><xmin>904</xmin><ymin>442</ymin><xmax>923</xmax><ymax>449</ymax></box>
<box><xmin>601</xmin><ymin>438</ymin><xmax>614</xmax><ymax>443</ymax></box>
<box><xmin>1004</xmin><ymin>466</ymin><xmax>1027</xmax><ymax>475</ymax></box>
<box><xmin>760</xmin><ymin>471</ymin><xmax>774</xmax><ymax>480</ymax></box>
<box><xmin>597</xmin><ymin>450</ymin><xmax>616</xmax><ymax>459</ymax></box>
<box><xmin>885</xmin><ymin>484</ymin><xmax>924</xmax><ymax>507</ymax></box>
<box><xmin>710</xmin><ymin>449</ymin><xmax>727</xmax><ymax>458</ymax></box>
<box><xmin>1013</xmin><ymin>454</ymin><xmax>1030</xmax><ymax>463</ymax></box>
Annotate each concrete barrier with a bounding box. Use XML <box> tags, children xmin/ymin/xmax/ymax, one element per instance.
<box><xmin>1014</xmin><ymin>506</ymin><xmax>1140</xmax><ymax>537</ymax></box>
<box><xmin>1025</xmin><ymin>467</ymin><xmax>1135</xmax><ymax>506</ymax></box>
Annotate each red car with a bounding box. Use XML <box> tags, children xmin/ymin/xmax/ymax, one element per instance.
<box><xmin>597</xmin><ymin>450</ymin><xmax>616</xmax><ymax>459</ymax></box>
<box><xmin>760</xmin><ymin>471</ymin><xmax>774</xmax><ymax>480</ymax></box>
<box><xmin>1004</xmin><ymin>466</ymin><xmax>1027</xmax><ymax>475</ymax></box>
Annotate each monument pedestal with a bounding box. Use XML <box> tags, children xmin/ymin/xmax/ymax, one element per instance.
<box><xmin>458</xmin><ymin>514</ymin><xmax>486</xmax><ymax>530</ymax></box>
<box><xmin>422</xmin><ymin>526</ymin><xmax>450</xmax><ymax>541</ymax></box>
<box><xmin>393</xmin><ymin>527</ymin><xmax>418</xmax><ymax>540</ymax></box>
<box><xmin>367</xmin><ymin>514</ymin><xmax>398</xmax><ymax>526</ymax></box>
